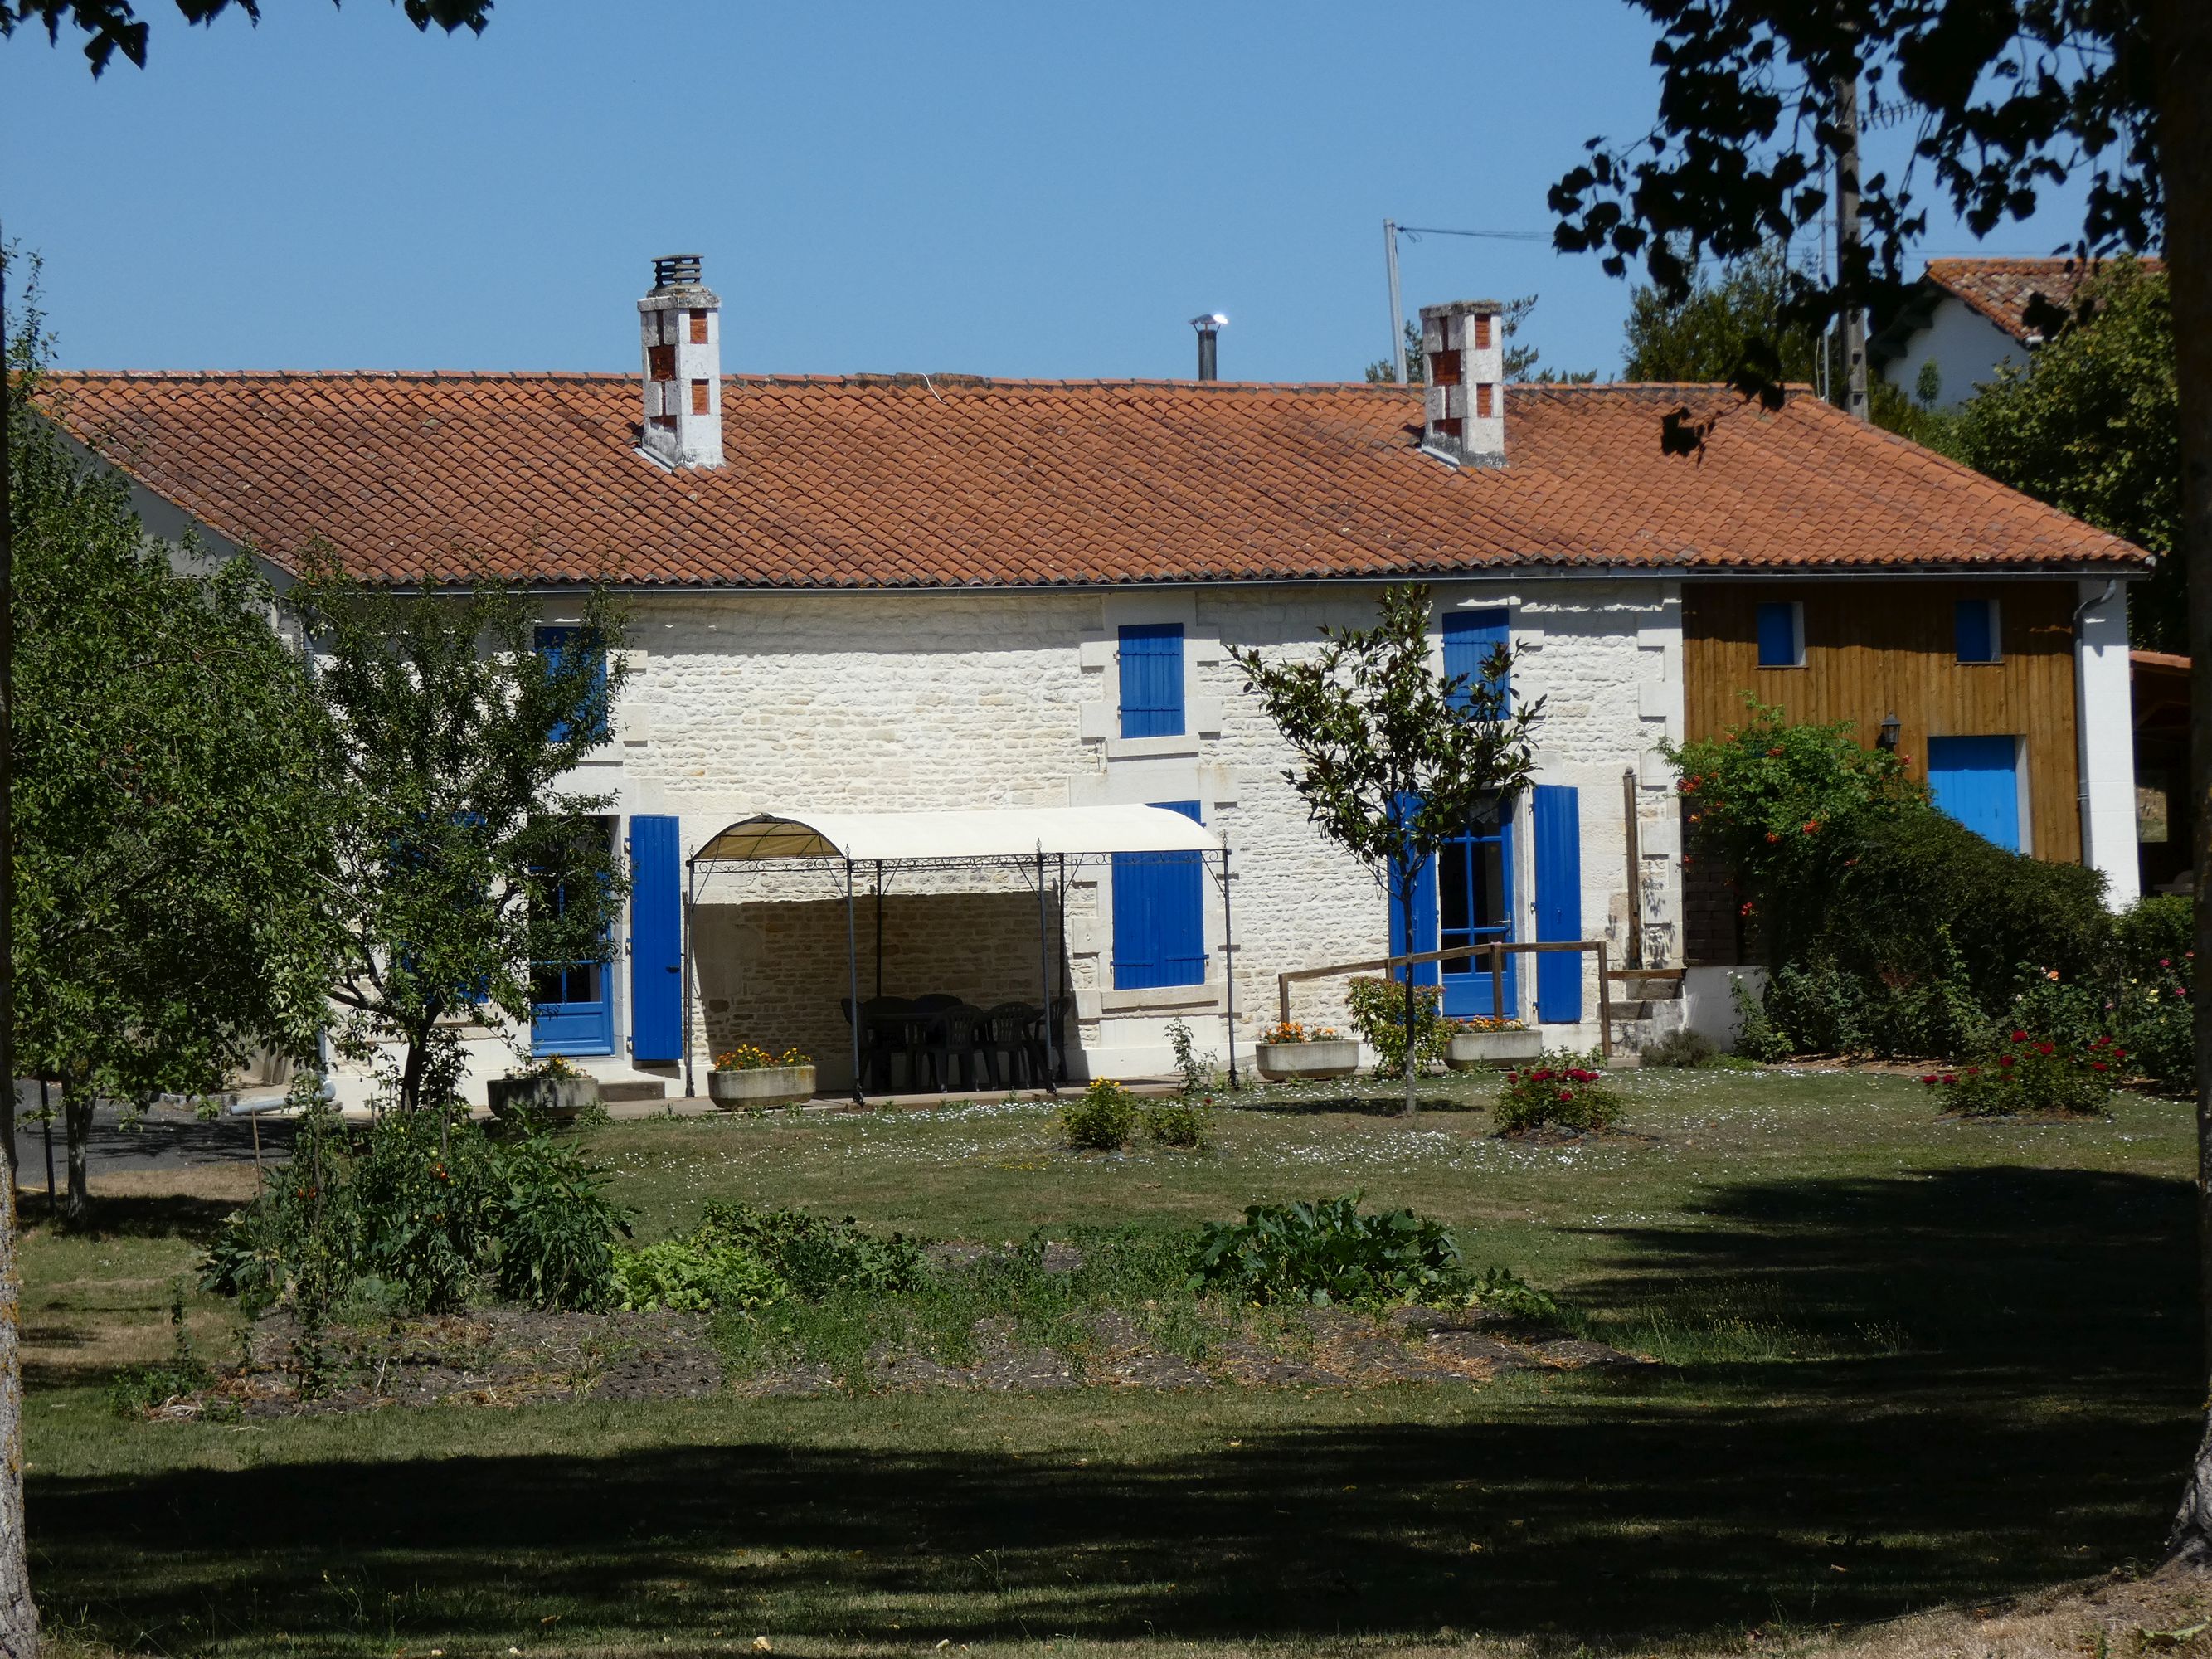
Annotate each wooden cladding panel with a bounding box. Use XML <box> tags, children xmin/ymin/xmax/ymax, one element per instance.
<box><xmin>1682</xmin><ymin>581</ymin><xmax>2081</xmax><ymax>864</ymax></box>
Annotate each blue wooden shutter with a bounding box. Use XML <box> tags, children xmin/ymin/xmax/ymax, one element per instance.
<box><xmin>1441</xmin><ymin>609</ymin><xmax>1510</xmax><ymax>713</ymax></box>
<box><xmin>1388</xmin><ymin>791</ymin><xmax>1440</xmax><ymax>986</ymax></box>
<box><xmin>536</xmin><ymin>625</ymin><xmax>609</xmax><ymax>744</ymax></box>
<box><xmin>628</xmin><ymin>815</ymin><xmax>683</xmax><ymax>1061</ymax></box>
<box><xmin>1111</xmin><ymin>800</ymin><xmax>1206</xmax><ymax>990</ymax></box>
<box><xmin>1928</xmin><ymin>736</ymin><xmax>2021</xmax><ymax>849</ymax></box>
<box><xmin>1118</xmin><ymin>624</ymin><xmax>1185</xmax><ymax>737</ymax></box>
<box><xmin>1532</xmin><ymin>784</ymin><xmax>1583</xmax><ymax>1023</ymax></box>
<box><xmin>1756</xmin><ymin>602</ymin><xmax>1800</xmax><ymax>668</ymax></box>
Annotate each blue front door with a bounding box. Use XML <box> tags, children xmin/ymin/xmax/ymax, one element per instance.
<box><xmin>1928</xmin><ymin>736</ymin><xmax>2021</xmax><ymax>851</ymax></box>
<box><xmin>532</xmin><ymin>818</ymin><xmax>615</xmax><ymax>1056</ymax></box>
<box><xmin>1437</xmin><ymin>804</ymin><xmax>1516</xmax><ymax>1016</ymax></box>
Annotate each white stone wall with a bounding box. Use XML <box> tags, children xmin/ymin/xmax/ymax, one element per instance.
<box><xmin>1879</xmin><ymin>297</ymin><xmax>2029</xmax><ymax>411</ymax></box>
<box><xmin>546</xmin><ymin>580</ymin><xmax>1685</xmax><ymax>1089</ymax></box>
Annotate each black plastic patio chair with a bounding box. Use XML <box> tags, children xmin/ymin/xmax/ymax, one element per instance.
<box><xmin>976</xmin><ymin>1001</ymin><xmax>1048</xmax><ymax>1091</ymax></box>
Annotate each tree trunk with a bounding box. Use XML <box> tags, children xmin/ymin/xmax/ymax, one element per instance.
<box><xmin>2159</xmin><ymin>0</ymin><xmax>2212</xmax><ymax>1568</ymax></box>
<box><xmin>57</xmin><ymin>1077</ymin><xmax>92</xmax><ymax>1228</ymax></box>
<box><xmin>1399</xmin><ymin>883</ymin><xmax>1419</xmax><ymax>1117</ymax></box>
<box><xmin>398</xmin><ymin>1024</ymin><xmax>427</xmax><ymax>1116</ymax></box>
<box><xmin>0</xmin><ymin>228</ymin><xmax>41</xmax><ymax>1659</ymax></box>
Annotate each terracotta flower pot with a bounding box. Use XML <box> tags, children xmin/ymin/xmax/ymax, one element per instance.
<box><xmin>708</xmin><ymin>1063</ymin><xmax>818</xmax><ymax>1109</ymax></box>
<box><xmin>485</xmin><ymin>1075</ymin><xmax>600</xmax><ymax>1122</ymax></box>
<box><xmin>1444</xmin><ymin>1029</ymin><xmax>1544</xmax><ymax>1070</ymax></box>
<box><xmin>1253</xmin><ymin>1039</ymin><xmax>1359</xmax><ymax>1082</ymax></box>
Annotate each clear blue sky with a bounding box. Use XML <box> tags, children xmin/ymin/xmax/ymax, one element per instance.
<box><xmin>3</xmin><ymin>1</ymin><xmax>2095</xmax><ymax>382</ymax></box>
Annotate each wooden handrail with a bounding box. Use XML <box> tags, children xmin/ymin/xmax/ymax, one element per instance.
<box><xmin>1276</xmin><ymin>938</ymin><xmax>1616</xmax><ymax>1063</ymax></box>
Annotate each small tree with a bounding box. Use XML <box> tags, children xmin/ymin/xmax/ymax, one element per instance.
<box><xmin>1231</xmin><ymin>584</ymin><xmax>1543</xmax><ymax>1116</ymax></box>
<box><xmin>16</xmin><ymin>337</ymin><xmax>333</xmax><ymax>1219</ymax></box>
<box><xmin>286</xmin><ymin>557</ymin><xmax>632</xmax><ymax>1117</ymax></box>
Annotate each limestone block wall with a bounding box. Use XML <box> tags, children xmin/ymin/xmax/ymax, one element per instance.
<box><xmin>542</xmin><ymin>578</ymin><xmax>1685</xmax><ymax>1088</ymax></box>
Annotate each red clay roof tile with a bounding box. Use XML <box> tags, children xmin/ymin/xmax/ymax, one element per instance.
<box><xmin>1921</xmin><ymin>256</ymin><xmax>2163</xmax><ymax>343</ymax></box>
<box><xmin>42</xmin><ymin>371</ymin><xmax>2143</xmax><ymax>587</ymax></box>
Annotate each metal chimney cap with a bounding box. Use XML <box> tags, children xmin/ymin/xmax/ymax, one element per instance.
<box><xmin>1189</xmin><ymin>313</ymin><xmax>1228</xmax><ymax>331</ymax></box>
<box><xmin>653</xmin><ymin>254</ymin><xmax>705</xmax><ymax>289</ymax></box>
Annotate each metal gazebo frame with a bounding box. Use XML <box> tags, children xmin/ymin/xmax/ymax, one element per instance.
<box><xmin>682</xmin><ymin>809</ymin><xmax>1239</xmax><ymax>1106</ymax></box>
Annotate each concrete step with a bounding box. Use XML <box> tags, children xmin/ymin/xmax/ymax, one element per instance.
<box><xmin>600</xmin><ymin>1078</ymin><xmax>667</xmax><ymax>1104</ymax></box>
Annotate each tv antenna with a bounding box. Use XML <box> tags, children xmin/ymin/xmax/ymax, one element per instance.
<box><xmin>1382</xmin><ymin>220</ymin><xmax>1550</xmax><ymax>382</ymax></box>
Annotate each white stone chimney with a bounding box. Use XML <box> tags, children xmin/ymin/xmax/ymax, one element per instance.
<box><xmin>1420</xmin><ymin>299</ymin><xmax>1505</xmax><ymax>468</ymax></box>
<box><xmin>638</xmin><ymin>254</ymin><xmax>722</xmax><ymax>469</ymax></box>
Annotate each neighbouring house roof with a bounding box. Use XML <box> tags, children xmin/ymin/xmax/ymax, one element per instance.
<box><xmin>43</xmin><ymin>370</ymin><xmax>2146</xmax><ymax>589</ymax></box>
<box><xmin>1872</xmin><ymin>256</ymin><xmax>2166</xmax><ymax>367</ymax></box>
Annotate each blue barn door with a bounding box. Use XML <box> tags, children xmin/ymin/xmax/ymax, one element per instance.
<box><xmin>628</xmin><ymin>815</ymin><xmax>683</xmax><ymax>1063</ymax></box>
<box><xmin>532</xmin><ymin>818</ymin><xmax>616</xmax><ymax>1056</ymax></box>
<box><xmin>1928</xmin><ymin>736</ymin><xmax>2021</xmax><ymax>851</ymax></box>
<box><xmin>1111</xmin><ymin>800</ymin><xmax>1207</xmax><ymax>990</ymax></box>
<box><xmin>1531</xmin><ymin>784</ymin><xmax>1584</xmax><ymax>1024</ymax></box>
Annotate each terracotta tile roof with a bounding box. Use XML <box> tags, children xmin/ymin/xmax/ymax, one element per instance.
<box><xmin>1921</xmin><ymin>256</ymin><xmax>2163</xmax><ymax>343</ymax></box>
<box><xmin>42</xmin><ymin>371</ymin><xmax>2145</xmax><ymax>588</ymax></box>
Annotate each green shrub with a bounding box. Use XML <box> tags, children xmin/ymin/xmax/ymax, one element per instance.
<box><xmin>1188</xmin><ymin>1193</ymin><xmax>1463</xmax><ymax>1307</ymax></box>
<box><xmin>1492</xmin><ymin>1054</ymin><xmax>1621</xmax><ymax>1133</ymax></box>
<box><xmin>693</xmin><ymin>1201</ymin><xmax>928</xmax><ymax>1299</ymax></box>
<box><xmin>1640</xmin><ymin>1026</ymin><xmax>1717</xmax><ymax>1068</ymax></box>
<box><xmin>485</xmin><ymin>1133</ymin><xmax>636</xmax><ymax>1308</ymax></box>
<box><xmin>1730</xmin><ymin>975</ymin><xmax>1792</xmax><ymax>1063</ymax></box>
<box><xmin>1143</xmin><ymin>1098</ymin><xmax>1209</xmax><ymax>1149</ymax></box>
<box><xmin>1344</xmin><ymin>975</ymin><xmax>1447</xmax><ymax>1078</ymax></box>
<box><xmin>200</xmin><ymin>1092</ymin><xmax>633</xmax><ymax>1316</ymax></box>
<box><xmin>1923</xmin><ymin>1026</ymin><xmax>2113</xmax><ymax>1117</ymax></box>
<box><xmin>2101</xmin><ymin>896</ymin><xmax>2195</xmax><ymax>1093</ymax></box>
<box><xmin>1464</xmin><ymin>1266</ymin><xmax>1561</xmax><ymax>1322</ymax></box>
<box><xmin>612</xmin><ymin>1239</ymin><xmax>788</xmax><ymax>1312</ymax></box>
<box><xmin>1060</xmin><ymin>1079</ymin><xmax>1141</xmax><ymax>1150</ymax></box>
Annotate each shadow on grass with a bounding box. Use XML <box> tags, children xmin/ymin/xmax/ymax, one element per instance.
<box><xmin>25</xmin><ymin>1193</ymin><xmax>245</xmax><ymax>1243</ymax></box>
<box><xmin>1223</xmin><ymin>1088</ymin><xmax>1484</xmax><ymax>1117</ymax></box>
<box><xmin>29</xmin><ymin>1165</ymin><xmax>2203</xmax><ymax>1652</ymax></box>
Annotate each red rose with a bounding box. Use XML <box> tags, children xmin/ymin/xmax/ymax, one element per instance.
<box><xmin>1941</xmin><ymin>1074</ymin><xmax>1957</xmax><ymax>1084</ymax></box>
<box><xmin>1920</xmin><ymin>1074</ymin><xmax>1938</xmax><ymax>1085</ymax></box>
<box><xmin>1999</xmin><ymin>1055</ymin><xmax>2015</xmax><ymax>1068</ymax></box>
<box><xmin>2036</xmin><ymin>1043</ymin><xmax>2054</xmax><ymax>1057</ymax></box>
<box><xmin>1558</xmin><ymin>1090</ymin><xmax>1573</xmax><ymax>1102</ymax></box>
<box><xmin>2010</xmin><ymin>1030</ymin><xmax>2029</xmax><ymax>1043</ymax></box>
<box><xmin>2092</xmin><ymin>1062</ymin><xmax>2108</xmax><ymax>1073</ymax></box>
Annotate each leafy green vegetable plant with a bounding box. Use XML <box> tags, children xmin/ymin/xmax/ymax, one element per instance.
<box><xmin>1188</xmin><ymin>1193</ymin><xmax>1463</xmax><ymax>1308</ymax></box>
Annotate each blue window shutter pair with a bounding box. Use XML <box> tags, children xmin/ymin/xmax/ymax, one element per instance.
<box><xmin>629</xmin><ymin>815</ymin><xmax>683</xmax><ymax>1061</ymax></box>
<box><xmin>1118</xmin><ymin>624</ymin><xmax>1185</xmax><ymax>737</ymax></box>
<box><xmin>1111</xmin><ymin>800</ymin><xmax>1206</xmax><ymax>990</ymax></box>
<box><xmin>1756</xmin><ymin>602</ymin><xmax>1801</xmax><ymax>667</ymax></box>
<box><xmin>535</xmin><ymin>625</ymin><xmax>609</xmax><ymax>744</ymax></box>
<box><xmin>1531</xmin><ymin>785</ymin><xmax>1583</xmax><ymax>1024</ymax></box>
<box><xmin>1441</xmin><ymin>609</ymin><xmax>1510</xmax><ymax>713</ymax></box>
<box><xmin>1954</xmin><ymin>599</ymin><xmax>1999</xmax><ymax>663</ymax></box>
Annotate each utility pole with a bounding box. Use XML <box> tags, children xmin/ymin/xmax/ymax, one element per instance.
<box><xmin>1834</xmin><ymin>68</ymin><xmax>1869</xmax><ymax>420</ymax></box>
<box><xmin>1383</xmin><ymin>219</ymin><xmax>1407</xmax><ymax>384</ymax></box>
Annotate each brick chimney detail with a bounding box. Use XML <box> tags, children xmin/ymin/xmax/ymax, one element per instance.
<box><xmin>639</xmin><ymin>255</ymin><xmax>722</xmax><ymax>470</ymax></box>
<box><xmin>1419</xmin><ymin>299</ymin><xmax>1505</xmax><ymax>468</ymax></box>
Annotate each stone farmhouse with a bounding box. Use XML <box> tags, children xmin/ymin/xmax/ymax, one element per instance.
<box><xmin>46</xmin><ymin>258</ymin><xmax>2148</xmax><ymax>1103</ymax></box>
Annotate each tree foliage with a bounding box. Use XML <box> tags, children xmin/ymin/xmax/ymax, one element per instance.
<box><xmin>15</xmin><ymin>338</ymin><xmax>333</xmax><ymax>1218</ymax></box>
<box><xmin>1949</xmin><ymin>256</ymin><xmax>2181</xmax><ymax>645</ymax></box>
<box><xmin>1230</xmin><ymin>585</ymin><xmax>1542</xmax><ymax>1115</ymax></box>
<box><xmin>284</xmin><ymin>558</ymin><xmax>631</xmax><ymax>1116</ymax></box>
<box><xmin>2</xmin><ymin>0</ymin><xmax>489</xmax><ymax>75</ymax></box>
<box><xmin>1551</xmin><ymin>1</ymin><xmax>2170</xmax><ymax>447</ymax></box>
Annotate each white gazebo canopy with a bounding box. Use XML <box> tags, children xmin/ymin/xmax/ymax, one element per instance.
<box><xmin>692</xmin><ymin>803</ymin><xmax>1220</xmax><ymax>867</ymax></box>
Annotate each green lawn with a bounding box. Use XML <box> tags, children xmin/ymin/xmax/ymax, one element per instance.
<box><xmin>21</xmin><ymin>1068</ymin><xmax>2204</xmax><ymax>1658</ymax></box>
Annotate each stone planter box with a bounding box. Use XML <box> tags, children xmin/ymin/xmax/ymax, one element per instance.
<box><xmin>1253</xmin><ymin>1039</ymin><xmax>1360</xmax><ymax>1082</ymax></box>
<box><xmin>485</xmin><ymin>1075</ymin><xmax>600</xmax><ymax>1123</ymax></box>
<box><xmin>1444</xmin><ymin>1029</ymin><xmax>1544</xmax><ymax>1070</ymax></box>
<box><xmin>708</xmin><ymin>1064</ymin><xmax>818</xmax><ymax>1109</ymax></box>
